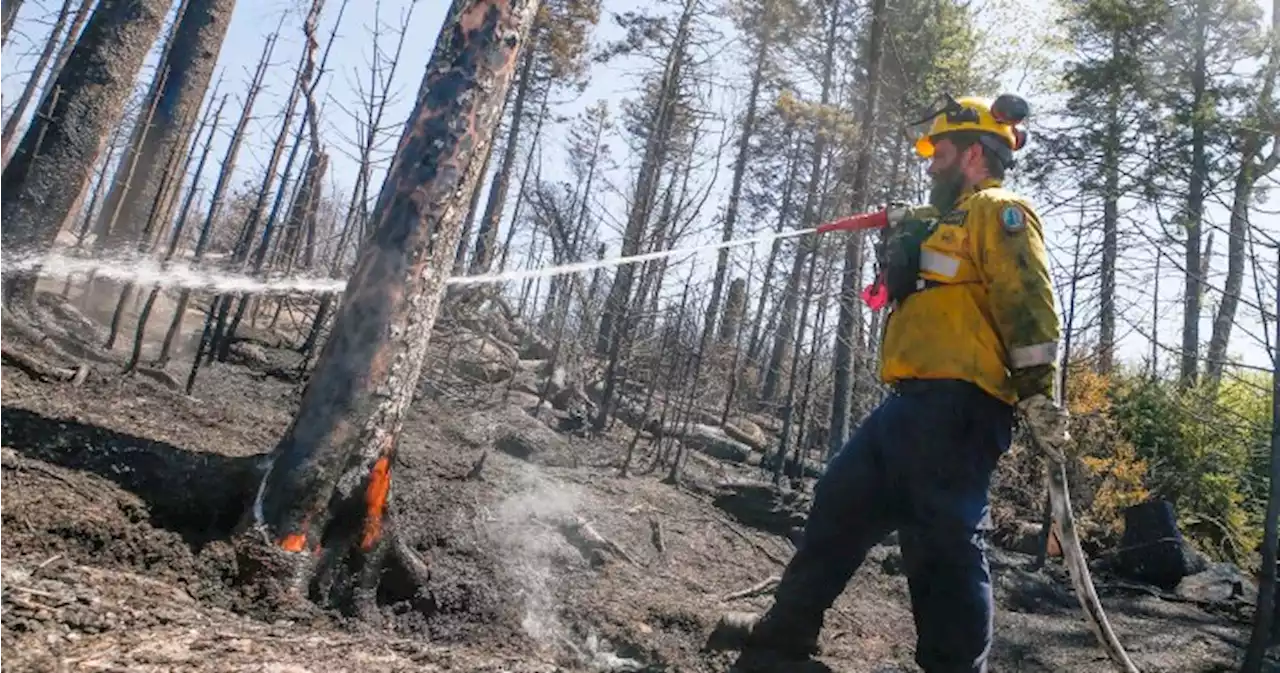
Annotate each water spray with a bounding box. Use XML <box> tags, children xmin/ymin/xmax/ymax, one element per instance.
<box><xmin>0</xmin><ymin>225</ymin><xmax>820</xmax><ymax>296</ymax></box>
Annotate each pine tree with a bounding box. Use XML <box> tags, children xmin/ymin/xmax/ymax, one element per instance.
<box><xmin>1029</xmin><ymin>0</ymin><xmax>1168</xmax><ymax>374</ymax></box>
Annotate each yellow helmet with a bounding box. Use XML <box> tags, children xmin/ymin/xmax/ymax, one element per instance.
<box><xmin>913</xmin><ymin>94</ymin><xmax>1029</xmax><ymax>165</ymax></box>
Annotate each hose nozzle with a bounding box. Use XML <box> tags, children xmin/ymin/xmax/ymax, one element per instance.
<box><xmin>816</xmin><ymin>204</ymin><xmax>929</xmax><ymax>234</ymax></box>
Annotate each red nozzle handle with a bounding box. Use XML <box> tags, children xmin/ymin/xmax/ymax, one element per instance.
<box><xmin>816</xmin><ymin>210</ymin><xmax>889</xmax><ymax>234</ymax></box>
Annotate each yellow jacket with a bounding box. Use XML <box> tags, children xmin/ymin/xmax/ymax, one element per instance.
<box><xmin>879</xmin><ymin>178</ymin><xmax>1061</xmax><ymax>405</ymax></box>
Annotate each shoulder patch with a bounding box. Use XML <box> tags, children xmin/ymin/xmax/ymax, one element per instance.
<box><xmin>941</xmin><ymin>209</ymin><xmax>968</xmax><ymax>225</ymax></box>
<box><xmin>1000</xmin><ymin>205</ymin><xmax>1027</xmax><ymax>233</ymax></box>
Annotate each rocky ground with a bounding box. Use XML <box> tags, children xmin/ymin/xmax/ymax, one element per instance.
<box><xmin>1</xmin><ymin>289</ymin><xmax>1277</xmax><ymax>672</ymax></box>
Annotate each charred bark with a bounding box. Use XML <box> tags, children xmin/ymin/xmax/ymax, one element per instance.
<box><xmin>34</xmin><ymin>0</ymin><xmax>96</xmax><ymax>131</ymax></box>
<box><xmin>0</xmin><ymin>0</ymin><xmax>74</xmax><ymax>165</ymax></box>
<box><xmin>238</xmin><ymin>0</ymin><xmax>538</xmax><ymax>610</ymax></box>
<box><xmin>304</xmin><ymin>4</ymin><xmax>416</xmax><ymax>361</ymax></box>
<box><xmin>1</xmin><ymin>0</ymin><xmax>22</xmax><ymax>44</ymax></box>
<box><xmin>1</xmin><ymin>0</ymin><xmax>171</xmax><ymax>304</ymax></box>
<box><xmin>470</xmin><ymin>20</ymin><xmax>538</xmax><ymax>275</ymax></box>
<box><xmin>96</xmin><ymin>0</ymin><xmax>236</xmax><ymax>253</ymax></box>
<box><xmin>720</xmin><ymin>277</ymin><xmax>746</xmax><ymax>346</ymax></box>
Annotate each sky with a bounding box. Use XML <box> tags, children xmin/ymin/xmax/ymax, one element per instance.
<box><xmin>2</xmin><ymin>0</ymin><xmax>1277</xmax><ymax>376</ymax></box>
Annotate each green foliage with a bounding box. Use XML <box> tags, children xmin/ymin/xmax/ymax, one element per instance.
<box><xmin>1141</xmin><ymin>0</ymin><xmax>1265</xmax><ymax>206</ymax></box>
<box><xmin>1108</xmin><ymin>371</ymin><xmax>1272</xmax><ymax>566</ymax></box>
<box><xmin>1065</xmin><ymin>367</ymin><xmax>1151</xmax><ymax>540</ymax></box>
<box><xmin>880</xmin><ymin>0</ymin><xmax>986</xmax><ymax>114</ymax></box>
<box><xmin>1022</xmin><ymin>0</ymin><xmax>1169</xmax><ymax>196</ymax></box>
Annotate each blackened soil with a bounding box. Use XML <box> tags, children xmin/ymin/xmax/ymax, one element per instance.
<box><xmin>2</xmin><ymin>299</ymin><xmax>1274</xmax><ymax>672</ymax></box>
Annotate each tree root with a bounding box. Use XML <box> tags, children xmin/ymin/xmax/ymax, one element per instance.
<box><xmin>231</xmin><ymin>514</ymin><xmax>434</xmax><ymax>623</ymax></box>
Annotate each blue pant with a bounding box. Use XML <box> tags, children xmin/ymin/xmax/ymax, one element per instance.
<box><xmin>765</xmin><ymin>379</ymin><xmax>1013</xmax><ymax>673</ymax></box>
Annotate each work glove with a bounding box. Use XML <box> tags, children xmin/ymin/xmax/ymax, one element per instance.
<box><xmin>1017</xmin><ymin>393</ymin><xmax>1070</xmax><ymax>464</ymax></box>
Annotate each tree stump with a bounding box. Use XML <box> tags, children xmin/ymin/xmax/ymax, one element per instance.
<box><xmin>1114</xmin><ymin>499</ymin><xmax>1208</xmax><ymax>590</ymax></box>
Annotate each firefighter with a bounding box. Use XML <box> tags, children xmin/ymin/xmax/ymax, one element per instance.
<box><xmin>737</xmin><ymin>95</ymin><xmax>1071</xmax><ymax>673</ymax></box>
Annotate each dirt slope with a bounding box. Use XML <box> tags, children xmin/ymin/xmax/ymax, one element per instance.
<box><xmin>0</xmin><ymin>332</ymin><xmax>1272</xmax><ymax>672</ymax></box>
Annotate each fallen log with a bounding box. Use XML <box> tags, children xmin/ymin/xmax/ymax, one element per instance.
<box><xmin>1</xmin><ymin>345</ymin><xmax>88</xmax><ymax>385</ymax></box>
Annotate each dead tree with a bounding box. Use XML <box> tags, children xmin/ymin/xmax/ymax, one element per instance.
<box><xmin>104</xmin><ymin>107</ymin><xmax>194</xmax><ymax>350</ymax></box>
<box><xmin>202</xmin><ymin>16</ymin><xmax>314</xmax><ymax>363</ymax></box>
<box><xmin>761</xmin><ymin>0</ymin><xmax>838</xmax><ymax>408</ymax></box>
<box><xmin>1</xmin><ymin>0</ymin><xmax>172</xmax><ymax>305</ymax></box>
<box><xmin>124</xmin><ymin>94</ymin><xmax>228</xmax><ymax>374</ymax></box>
<box><xmin>215</xmin><ymin>0</ymin><xmax>344</xmax><ymax>361</ymax></box>
<box><xmin>0</xmin><ymin>0</ymin><xmax>74</xmax><ymax>165</ymax></box>
<box><xmin>745</xmin><ymin>121</ymin><xmax>799</xmax><ymax>366</ymax></box>
<box><xmin>468</xmin><ymin>21</ymin><xmax>535</xmax><ymax>274</ymax></box>
<box><xmin>1</xmin><ymin>0</ymin><xmax>22</xmax><ymax>44</ymax></box>
<box><xmin>236</xmin><ymin>0</ymin><xmax>538</xmax><ymax>610</ymax></box>
<box><xmin>95</xmin><ymin>0</ymin><xmax>237</xmax><ymax>253</ymax></box>
<box><xmin>773</xmin><ymin>235</ymin><xmax>821</xmax><ymax>486</ymax></box>
<box><xmin>33</xmin><ymin>0</ymin><xmax>96</xmax><ymax>130</ymax></box>
<box><xmin>697</xmin><ymin>0</ymin><xmax>774</xmax><ymax>359</ymax></box>
<box><xmin>161</xmin><ymin>27</ymin><xmax>277</xmax><ymax>369</ymax></box>
<box><xmin>303</xmin><ymin>0</ymin><xmax>417</xmax><ymax>360</ymax></box>
<box><xmin>595</xmin><ymin>0</ymin><xmax>696</xmax><ymax>356</ymax></box>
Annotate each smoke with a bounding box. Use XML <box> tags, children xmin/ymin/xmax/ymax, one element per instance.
<box><xmin>487</xmin><ymin>467</ymin><xmax>581</xmax><ymax>646</ymax></box>
<box><xmin>484</xmin><ymin>466</ymin><xmax>643</xmax><ymax>672</ymax></box>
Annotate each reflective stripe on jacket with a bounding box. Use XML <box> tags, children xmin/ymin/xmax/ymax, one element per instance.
<box><xmin>878</xmin><ymin>178</ymin><xmax>1061</xmax><ymax>405</ymax></box>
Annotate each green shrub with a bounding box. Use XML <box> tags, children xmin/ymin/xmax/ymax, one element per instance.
<box><xmin>1107</xmin><ymin>371</ymin><xmax>1272</xmax><ymax>567</ymax></box>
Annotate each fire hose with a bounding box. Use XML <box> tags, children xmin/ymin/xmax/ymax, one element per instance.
<box><xmin>819</xmin><ymin>207</ymin><xmax>1141</xmax><ymax>673</ymax></box>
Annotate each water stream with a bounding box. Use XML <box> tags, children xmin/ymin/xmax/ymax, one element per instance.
<box><xmin>1</xmin><ymin>226</ymin><xmax>817</xmax><ymax>296</ymax></box>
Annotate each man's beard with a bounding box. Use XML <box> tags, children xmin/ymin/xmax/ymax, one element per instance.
<box><xmin>928</xmin><ymin>163</ymin><xmax>966</xmax><ymax>214</ymax></box>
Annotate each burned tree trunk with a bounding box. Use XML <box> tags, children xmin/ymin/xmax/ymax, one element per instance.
<box><xmin>698</xmin><ymin>9</ymin><xmax>769</xmax><ymax>359</ymax></box>
<box><xmin>1</xmin><ymin>0</ymin><xmax>22</xmax><ymax>45</ymax></box>
<box><xmin>828</xmin><ymin>0</ymin><xmax>885</xmax><ymax>456</ymax></box>
<box><xmin>34</xmin><ymin>0</ymin><xmax>96</xmax><ymax>129</ymax></box>
<box><xmin>470</xmin><ymin>20</ymin><xmax>538</xmax><ymax>274</ymax></box>
<box><xmin>126</xmin><ymin>94</ymin><xmax>227</xmax><ymax>374</ymax></box>
<box><xmin>238</xmin><ymin>0</ymin><xmax>538</xmax><ymax>609</ymax></box>
<box><xmin>746</xmin><ymin>124</ymin><xmax>798</xmax><ymax>365</ymax></box>
<box><xmin>162</xmin><ymin>28</ymin><xmax>277</xmax><ymax>369</ymax></box>
<box><xmin>1</xmin><ymin>0</ymin><xmax>172</xmax><ymax>303</ymax></box>
<box><xmin>720</xmin><ymin>277</ymin><xmax>746</xmax><ymax>346</ymax></box>
<box><xmin>594</xmin><ymin>0</ymin><xmax>695</xmax><ymax>356</ymax></box>
<box><xmin>96</xmin><ymin>0</ymin><xmax>236</xmax><ymax>253</ymax></box>
<box><xmin>0</xmin><ymin>0</ymin><xmax>74</xmax><ymax>165</ymax></box>
<box><xmin>217</xmin><ymin>0</ymin><xmax>345</xmax><ymax>360</ymax></box>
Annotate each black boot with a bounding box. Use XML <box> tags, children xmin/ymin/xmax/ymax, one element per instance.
<box><xmin>740</xmin><ymin>606</ymin><xmax>822</xmax><ymax>660</ymax></box>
